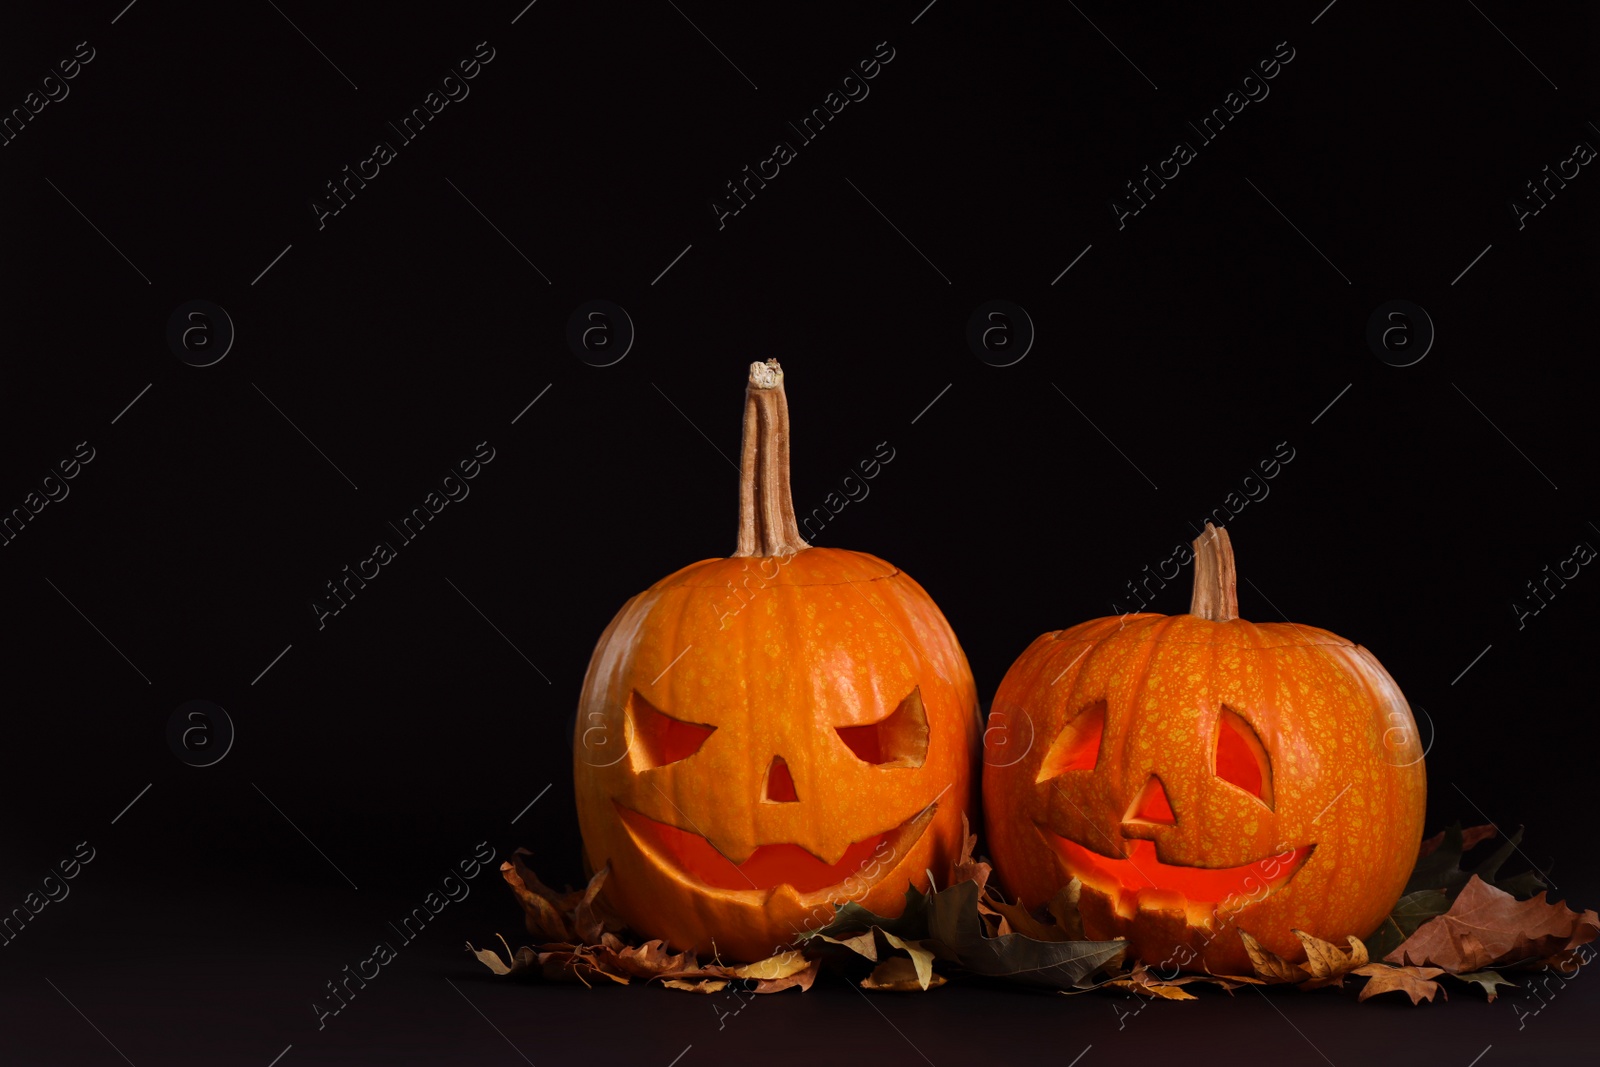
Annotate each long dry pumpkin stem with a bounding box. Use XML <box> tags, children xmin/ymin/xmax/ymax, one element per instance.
<box><xmin>733</xmin><ymin>360</ymin><xmax>810</xmax><ymax>558</ymax></box>
<box><xmin>1189</xmin><ymin>521</ymin><xmax>1239</xmax><ymax>621</ymax></box>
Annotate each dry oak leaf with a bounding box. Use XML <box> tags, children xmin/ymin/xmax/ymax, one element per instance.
<box><xmin>1239</xmin><ymin>931</ymin><xmax>1307</xmax><ymax>985</ymax></box>
<box><xmin>952</xmin><ymin>813</ymin><xmax>993</xmax><ymax>894</ymax></box>
<box><xmin>1386</xmin><ymin>875</ymin><xmax>1600</xmax><ymax>973</ymax></box>
<box><xmin>1293</xmin><ymin>929</ymin><xmax>1369</xmax><ymax>989</ymax></box>
<box><xmin>1105</xmin><ymin>963</ymin><xmax>1198</xmax><ymax>1000</ymax></box>
<box><xmin>1418</xmin><ymin>824</ymin><xmax>1497</xmax><ymax>859</ymax></box>
<box><xmin>1354</xmin><ymin>963</ymin><xmax>1446</xmax><ymax>1004</ymax></box>
<box><xmin>862</xmin><ymin>957</ymin><xmax>948</xmax><ymax>992</ymax></box>
<box><xmin>1449</xmin><ymin>970</ymin><xmax>1517</xmax><ymax>1002</ymax></box>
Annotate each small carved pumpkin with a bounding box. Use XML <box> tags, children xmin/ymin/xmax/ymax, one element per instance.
<box><xmin>574</xmin><ymin>361</ymin><xmax>979</xmax><ymax>962</ymax></box>
<box><xmin>982</xmin><ymin>524</ymin><xmax>1426</xmax><ymax>974</ymax></box>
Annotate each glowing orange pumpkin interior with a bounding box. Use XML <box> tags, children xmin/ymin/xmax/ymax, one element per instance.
<box><xmin>1039</xmin><ymin>699</ymin><xmax>1309</xmax><ymax>909</ymax></box>
<box><xmin>619</xmin><ymin>806</ymin><xmax>903</xmax><ymax>893</ymax></box>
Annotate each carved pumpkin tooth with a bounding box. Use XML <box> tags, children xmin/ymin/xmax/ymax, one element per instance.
<box><xmin>573</xmin><ymin>362</ymin><xmax>978</xmax><ymax>963</ymax></box>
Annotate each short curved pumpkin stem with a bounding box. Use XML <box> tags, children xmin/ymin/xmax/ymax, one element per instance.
<box><xmin>1189</xmin><ymin>521</ymin><xmax>1239</xmax><ymax>622</ymax></box>
<box><xmin>733</xmin><ymin>360</ymin><xmax>810</xmax><ymax>558</ymax></box>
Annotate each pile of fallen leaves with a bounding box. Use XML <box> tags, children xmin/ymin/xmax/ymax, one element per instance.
<box><xmin>470</xmin><ymin>819</ymin><xmax>1597</xmax><ymax>1005</ymax></box>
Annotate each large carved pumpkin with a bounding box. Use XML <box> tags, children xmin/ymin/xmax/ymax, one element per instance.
<box><xmin>983</xmin><ymin>524</ymin><xmax>1426</xmax><ymax>975</ymax></box>
<box><xmin>574</xmin><ymin>361</ymin><xmax>979</xmax><ymax>962</ymax></box>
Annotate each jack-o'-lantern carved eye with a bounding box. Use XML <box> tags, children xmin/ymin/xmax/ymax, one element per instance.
<box><xmin>1215</xmin><ymin>705</ymin><xmax>1273</xmax><ymax>808</ymax></box>
<box><xmin>1035</xmin><ymin>700</ymin><xmax>1106</xmax><ymax>783</ymax></box>
<box><xmin>627</xmin><ymin>691</ymin><xmax>715</xmax><ymax>770</ymax></box>
<box><xmin>834</xmin><ymin>687</ymin><xmax>928</xmax><ymax>768</ymax></box>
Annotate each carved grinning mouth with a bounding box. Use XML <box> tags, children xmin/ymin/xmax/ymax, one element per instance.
<box><xmin>617</xmin><ymin>801</ymin><xmax>937</xmax><ymax>895</ymax></box>
<box><xmin>1040</xmin><ymin>826</ymin><xmax>1314</xmax><ymax>917</ymax></box>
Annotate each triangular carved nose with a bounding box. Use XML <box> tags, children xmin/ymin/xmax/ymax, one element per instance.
<box><xmin>1127</xmin><ymin>775</ymin><xmax>1176</xmax><ymax>825</ymax></box>
<box><xmin>765</xmin><ymin>756</ymin><xmax>798</xmax><ymax>802</ymax></box>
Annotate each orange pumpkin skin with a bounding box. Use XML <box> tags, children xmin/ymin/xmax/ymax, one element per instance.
<box><xmin>573</xmin><ymin>362</ymin><xmax>978</xmax><ymax>964</ymax></box>
<box><xmin>575</xmin><ymin>546</ymin><xmax>978</xmax><ymax>962</ymax></box>
<box><xmin>983</xmin><ymin>606</ymin><xmax>1426</xmax><ymax>976</ymax></box>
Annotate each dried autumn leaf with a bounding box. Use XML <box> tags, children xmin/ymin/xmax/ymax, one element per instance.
<box><xmin>1354</xmin><ymin>963</ymin><xmax>1446</xmax><ymax>1004</ymax></box>
<box><xmin>1405</xmin><ymin>824</ymin><xmax>1545</xmax><ymax>900</ymax></box>
<box><xmin>952</xmin><ymin>813</ymin><xmax>992</xmax><ymax>894</ymax></box>
<box><xmin>862</xmin><ymin>957</ymin><xmax>947</xmax><ymax>991</ymax></box>
<box><xmin>500</xmin><ymin>858</ymin><xmax>574</xmax><ymax>942</ymax></box>
<box><xmin>609</xmin><ymin>939</ymin><xmax>694</xmax><ymax>978</ymax></box>
<box><xmin>925</xmin><ymin>880</ymin><xmax>1126</xmax><ymax>989</ymax></box>
<box><xmin>1386</xmin><ymin>875</ymin><xmax>1600</xmax><ymax>973</ymax></box>
<box><xmin>1418</xmin><ymin>824</ymin><xmax>1496</xmax><ymax>859</ymax></box>
<box><xmin>1104</xmin><ymin>963</ymin><xmax>1202</xmax><ymax>1000</ymax></box>
<box><xmin>1046</xmin><ymin>880</ymin><xmax>1087</xmax><ymax>941</ymax></box>
<box><xmin>1449</xmin><ymin>970</ymin><xmax>1517</xmax><ymax>1002</ymax></box>
<box><xmin>1239</xmin><ymin>930</ymin><xmax>1307</xmax><ymax>985</ymax></box>
<box><xmin>1293</xmin><ymin>930</ymin><xmax>1368</xmax><ymax>989</ymax></box>
<box><xmin>815</xmin><ymin>931</ymin><xmax>879</xmax><ymax>962</ymax></box>
<box><xmin>803</xmin><ymin>885</ymin><xmax>930</xmax><ymax>942</ymax></box>
<box><xmin>662</xmin><ymin>978</ymin><xmax>729</xmax><ymax>993</ymax></box>
<box><xmin>882</xmin><ymin>931</ymin><xmax>939</xmax><ymax>990</ymax></box>
<box><xmin>987</xmin><ymin>896</ymin><xmax>1073</xmax><ymax>943</ymax></box>
<box><xmin>730</xmin><ymin>951</ymin><xmax>809</xmax><ymax>982</ymax></box>
<box><xmin>1363</xmin><ymin>890</ymin><xmax>1451</xmax><ymax>960</ymax></box>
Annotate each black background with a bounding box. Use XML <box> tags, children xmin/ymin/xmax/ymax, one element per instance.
<box><xmin>2</xmin><ymin>1</ymin><xmax>1597</xmax><ymax>1064</ymax></box>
